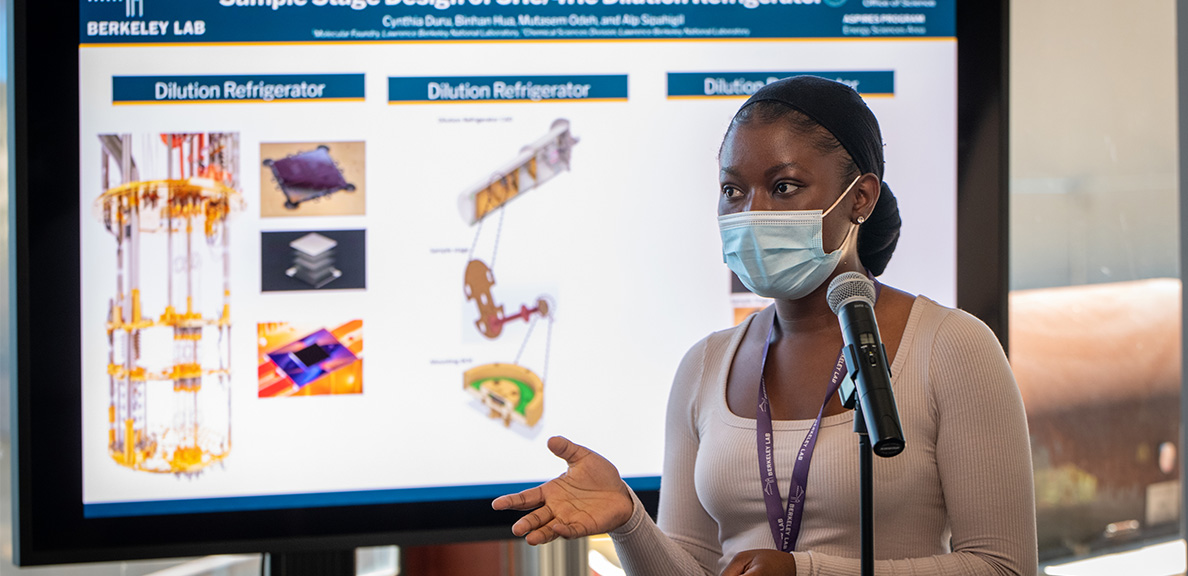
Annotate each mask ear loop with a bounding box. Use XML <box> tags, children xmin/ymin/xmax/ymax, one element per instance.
<box><xmin>822</xmin><ymin>174</ymin><xmax>863</xmax><ymax>218</ymax></box>
<box><xmin>823</xmin><ymin>175</ymin><xmax>863</xmax><ymax>256</ymax></box>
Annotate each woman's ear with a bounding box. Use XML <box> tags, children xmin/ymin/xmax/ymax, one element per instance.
<box><xmin>852</xmin><ymin>173</ymin><xmax>881</xmax><ymax>223</ymax></box>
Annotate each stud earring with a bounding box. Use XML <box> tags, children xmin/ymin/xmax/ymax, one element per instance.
<box><xmin>856</xmin><ymin>215</ymin><xmax>866</xmax><ymax>224</ymax></box>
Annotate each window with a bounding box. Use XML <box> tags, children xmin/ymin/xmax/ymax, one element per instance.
<box><xmin>1009</xmin><ymin>0</ymin><xmax>1181</xmax><ymax>568</ymax></box>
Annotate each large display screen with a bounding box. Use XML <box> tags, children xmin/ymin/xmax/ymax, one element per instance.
<box><xmin>76</xmin><ymin>0</ymin><xmax>957</xmax><ymax>519</ymax></box>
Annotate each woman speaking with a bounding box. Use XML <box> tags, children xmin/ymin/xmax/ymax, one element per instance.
<box><xmin>493</xmin><ymin>75</ymin><xmax>1037</xmax><ymax>576</ymax></box>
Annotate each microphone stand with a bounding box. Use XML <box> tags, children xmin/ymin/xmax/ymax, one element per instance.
<box><xmin>853</xmin><ymin>404</ymin><xmax>874</xmax><ymax>576</ymax></box>
<box><xmin>838</xmin><ymin>372</ymin><xmax>884</xmax><ymax>576</ymax></box>
<box><xmin>830</xmin><ymin>272</ymin><xmax>905</xmax><ymax>576</ymax></box>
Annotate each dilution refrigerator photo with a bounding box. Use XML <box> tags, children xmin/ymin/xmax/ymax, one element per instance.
<box><xmin>96</xmin><ymin>133</ymin><xmax>242</xmax><ymax>476</ymax></box>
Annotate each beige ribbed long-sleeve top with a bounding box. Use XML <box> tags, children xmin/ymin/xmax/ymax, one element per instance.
<box><xmin>609</xmin><ymin>296</ymin><xmax>1037</xmax><ymax>576</ymax></box>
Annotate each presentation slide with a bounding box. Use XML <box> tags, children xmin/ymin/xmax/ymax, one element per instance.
<box><xmin>79</xmin><ymin>0</ymin><xmax>956</xmax><ymax>517</ymax></box>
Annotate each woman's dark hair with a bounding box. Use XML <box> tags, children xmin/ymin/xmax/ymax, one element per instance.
<box><xmin>725</xmin><ymin>76</ymin><xmax>902</xmax><ymax>276</ymax></box>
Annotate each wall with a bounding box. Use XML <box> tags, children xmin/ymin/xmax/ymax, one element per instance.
<box><xmin>1010</xmin><ymin>0</ymin><xmax>1179</xmax><ymax>291</ymax></box>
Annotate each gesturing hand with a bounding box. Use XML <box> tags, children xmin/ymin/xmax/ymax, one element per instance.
<box><xmin>491</xmin><ymin>436</ymin><xmax>634</xmax><ymax>545</ymax></box>
<box><xmin>720</xmin><ymin>549</ymin><xmax>798</xmax><ymax>576</ymax></box>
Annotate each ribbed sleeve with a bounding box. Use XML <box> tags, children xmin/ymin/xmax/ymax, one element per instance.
<box><xmin>610</xmin><ymin>332</ymin><xmax>723</xmax><ymax>576</ymax></box>
<box><xmin>609</xmin><ymin>297</ymin><xmax>1038</xmax><ymax>576</ymax></box>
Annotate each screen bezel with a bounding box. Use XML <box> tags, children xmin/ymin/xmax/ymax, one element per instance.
<box><xmin>12</xmin><ymin>0</ymin><xmax>1007</xmax><ymax>565</ymax></box>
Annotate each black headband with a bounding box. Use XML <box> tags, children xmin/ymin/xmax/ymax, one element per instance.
<box><xmin>739</xmin><ymin>75</ymin><xmax>885</xmax><ymax>180</ymax></box>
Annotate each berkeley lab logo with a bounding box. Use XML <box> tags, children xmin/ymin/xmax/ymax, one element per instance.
<box><xmin>86</xmin><ymin>0</ymin><xmax>206</xmax><ymax>38</ymax></box>
<box><xmin>85</xmin><ymin>0</ymin><xmax>144</xmax><ymax>17</ymax></box>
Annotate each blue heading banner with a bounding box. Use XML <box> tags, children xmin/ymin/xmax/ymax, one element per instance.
<box><xmin>389</xmin><ymin>75</ymin><xmax>628</xmax><ymax>103</ymax></box>
<box><xmin>111</xmin><ymin>74</ymin><xmax>366</xmax><ymax>104</ymax></box>
<box><xmin>667</xmin><ymin>70</ymin><xmax>894</xmax><ymax>98</ymax></box>
<box><xmin>81</xmin><ymin>0</ymin><xmax>954</xmax><ymax>44</ymax></box>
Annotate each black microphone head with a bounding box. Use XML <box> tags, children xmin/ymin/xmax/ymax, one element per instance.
<box><xmin>827</xmin><ymin>271</ymin><xmax>876</xmax><ymax>314</ymax></box>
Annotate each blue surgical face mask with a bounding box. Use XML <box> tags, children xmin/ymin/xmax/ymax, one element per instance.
<box><xmin>718</xmin><ymin>175</ymin><xmax>860</xmax><ymax>300</ymax></box>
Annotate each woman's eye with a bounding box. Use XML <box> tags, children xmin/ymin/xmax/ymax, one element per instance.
<box><xmin>774</xmin><ymin>182</ymin><xmax>800</xmax><ymax>195</ymax></box>
<box><xmin>722</xmin><ymin>185</ymin><xmax>743</xmax><ymax>199</ymax></box>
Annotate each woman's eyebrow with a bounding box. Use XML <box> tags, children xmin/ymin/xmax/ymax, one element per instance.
<box><xmin>765</xmin><ymin>161</ymin><xmax>805</xmax><ymax>178</ymax></box>
<box><xmin>720</xmin><ymin>161</ymin><xmax>806</xmax><ymax>179</ymax></box>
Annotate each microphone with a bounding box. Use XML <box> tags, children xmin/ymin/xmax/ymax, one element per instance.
<box><xmin>827</xmin><ymin>271</ymin><xmax>905</xmax><ymax>457</ymax></box>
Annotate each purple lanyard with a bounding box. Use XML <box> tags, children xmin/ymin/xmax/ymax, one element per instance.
<box><xmin>756</xmin><ymin>278</ymin><xmax>879</xmax><ymax>552</ymax></box>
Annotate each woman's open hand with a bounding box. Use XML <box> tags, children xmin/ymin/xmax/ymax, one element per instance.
<box><xmin>491</xmin><ymin>436</ymin><xmax>634</xmax><ymax>545</ymax></box>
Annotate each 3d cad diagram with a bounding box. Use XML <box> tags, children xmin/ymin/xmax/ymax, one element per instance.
<box><xmin>460</xmin><ymin>120</ymin><xmax>574</xmax><ymax>429</ymax></box>
<box><xmin>457</xmin><ymin>119</ymin><xmax>578</xmax><ymax>225</ymax></box>
<box><xmin>463</xmin><ymin>362</ymin><xmax>544</xmax><ymax>428</ymax></box>
<box><xmin>285</xmin><ymin>232</ymin><xmax>343</xmax><ymax>289</ymax></box>
<box><xmin>263</xmin><ymin>145</ymin><xmax>356</xmax><ymax>210</ymax></box>
<box><xmin>258</xmin><ymin>320</ymin><xmax>363</xmax><ymax>398</ymax></box>
<box><xmin>97</xmin><ymin>132</ymin><xmax>242</xmax><ymax>476</ymax></box>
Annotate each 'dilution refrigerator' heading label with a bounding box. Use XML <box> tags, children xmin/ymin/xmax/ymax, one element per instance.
<box><xmin>81</xmin><ymin>0</ymin><xmax>954</xmax><ymax>44</ymax></box>
<box><xmin>389</xmin><ymin>75</ymin><xmax>628</xmax><ymax>103</ymax></box>
<box><xmin>112</xmin><ymin>74</ymin><xmax>366</xmax><ymax>104</ymax></box>
<box><xmin>667</xmin><ymin>71</ymin><xmax>894</xmax><ymax>99</ymax></box>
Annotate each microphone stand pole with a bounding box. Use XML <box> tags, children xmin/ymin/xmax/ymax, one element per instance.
<box><xmin>854</xmin><ymin>404</ymin><xmax>874</xmax><ymax>576</ymax></box>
